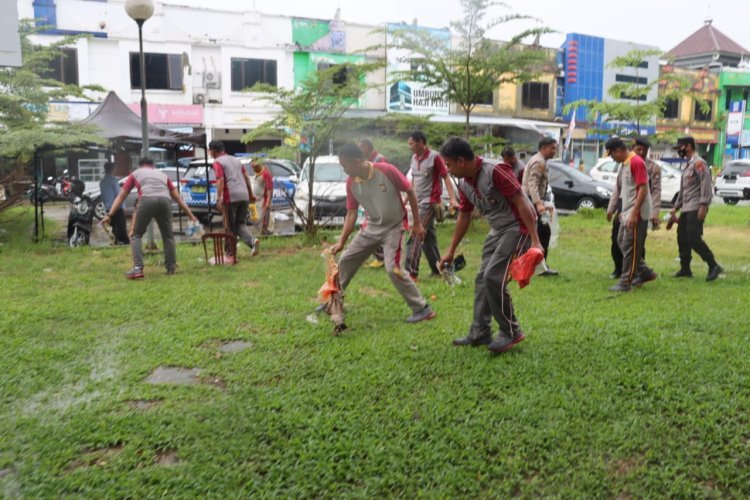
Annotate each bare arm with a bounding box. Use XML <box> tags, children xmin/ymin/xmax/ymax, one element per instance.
<box><xmin>244</xmin><ymin>174</ymin><xmax>256</xmax><ymax>203</ymax></box>
<box><xmin>170</xmin><ymin>188</ymin><xmax>198</xmax><ymax>221</ymax></box>
<box><xmin>650</xmin><ymin>163</ymin><xmax>661</xmax><ymax>220</ymax></box>
<box><xmin>509</xmin><ymin>192</ymin><xmax>543</xmax><ymax>250</ymax></box>
<box><xmin>444</xmin><ymin>176</ymin><xmax>458</xmax><ymax>207</ymax></box>
<box><xmin>439</xmin><ymin>210</ymin><xmax>472</xmax><ymax>270</ymax></box>
<box><xmin>405</xmin><ymin>186</ymin><xmax>425</xmax><ymax>240</ymax></box>
<box><xmin>216</xmin><ymin>178</ymin><xmax>225</xmax><ymax>211</ymax></box>
<box><xmin>626</xmin><ymin>185</ymin><xmax>648</xmax><ymax>229</ymax></box>
<box><xmin>101</xmin><ymin>189</ymin><xmax>131</xmax><ymax>225</ymax></box>
<box><xmin>330</xmin><ymin>209</ymin><xmax>358</xmax><ymax>254</ymax></box>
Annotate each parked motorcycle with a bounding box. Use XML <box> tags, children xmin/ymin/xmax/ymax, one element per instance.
<box><xmin>66</xmin><ymin>180</ymin><xmax>95</xmax><ymax>247</ymax></box>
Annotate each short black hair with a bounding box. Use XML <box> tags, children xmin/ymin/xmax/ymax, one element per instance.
<box><xmin>104</xmin><ymin>162</ymin><xmax>115</xmax><ymax>173</ymax></box>
<box><xmin>208</xmin><ymin>140</ymin><xmax>225</xmax><ymax>152</ymax></box>
<box><xmin>501</xmin><ymin>146</ymin><xmax>516</xmax><ymax>158</ymax></box>
<box><xmin>605</xmin><ymin>137</ymin><xmax>627</xmax><ymax>152</ymax></box>
<box><xmin>675</xmin><ymin>136</ymin><xmax>696</xmax><ymax>150</ymax></box>
<box><xmin>338</xmin><ymin>144</ymin><xmax>365</xmax><ymax>160</ymax></box>
<box><xmin>538</xmin><ymin>137</ymin><xmax>557</xmax><ymax>150</ymax></box>
<box><xmin>359</xmin><ymin>138</ymin><xmax>374</xmax><ymax>149</ymax></box>
<box><xmin>633</xmin><ymin>136</ymin><xmax>651</xmax><ymax>149</ymax></box>
<box><xmin>138</xmin><ymin>157</ymin><xmax>154</xmax><ymax>166</ymax></box>
<box><xmin>408</xmin><ymin>131</ymin><xmax>427</xmax><ymax>144</ymax></box>
<box><xmin>439</xmin><ymin>137</ymin><xmax>475</xmax><ymax>161</ymax></box>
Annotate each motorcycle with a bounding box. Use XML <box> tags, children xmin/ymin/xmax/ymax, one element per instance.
<box><xmin>66</xmin><ymin>180</ymin><xmax>95</xmax><ymax>247</ymax></box>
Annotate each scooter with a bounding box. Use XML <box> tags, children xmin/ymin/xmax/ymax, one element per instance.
<box><xmin>66</xmin><ymin>180</ymin><xmax>95</xmax><ymax>247</ymax></box>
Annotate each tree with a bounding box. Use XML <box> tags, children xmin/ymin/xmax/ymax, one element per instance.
<box><xmin>241</xmin><ymin>61</ymin><xmax>381</xmax><ymax>238</ymax></box>
<box><xmin>563</xmin><ymin>48</ymin><xmax>710</xmax><ymax>141</ymax></box>
<box><xmin>0</xmin><ymin>21</ymin><xmax>105</xmax><ymax>210</ymax></box>
<box><xmin>386</xmin><ymin>0</ymin><xmax>551</xmax><ymax>138</ymax></box>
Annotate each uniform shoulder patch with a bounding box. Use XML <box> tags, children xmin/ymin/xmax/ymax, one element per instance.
<box><xmin>695</xmin><ymin>161</ymin><xmax>706</xmax><ymax>172</ymax></box>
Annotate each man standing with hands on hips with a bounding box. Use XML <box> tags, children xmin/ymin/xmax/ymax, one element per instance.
<box><xmin>522</xmin><ymin>137</ymin><xmax>559</xmax><ymax>276</ymax></box>
<box><xmin>670</xmin><ymin>136</ymin><xmax>723</xmax><ymax>281</ymax></box>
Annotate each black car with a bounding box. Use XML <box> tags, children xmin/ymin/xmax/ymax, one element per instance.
<box><xmin>547</xmin><ymin>161</ymin><xmax>613</xmax><ymax>211</ymax></box>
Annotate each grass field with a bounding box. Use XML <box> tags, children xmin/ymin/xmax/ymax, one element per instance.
<box><xmin>1</xmin><ymin>205</ymin><xmax>749</xmax><ymax>497</ymax></box>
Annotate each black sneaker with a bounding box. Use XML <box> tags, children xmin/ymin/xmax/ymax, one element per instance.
<box><xmin>673</xmin><ymin>269</ymin><xmax>693</xmax><ymax>278</ymax></box>
<box><xmin>166</xmin><ymin>267</ymin><xmax>176</xmax><ymax>275</ymax></box>
<box><xmin>487</xmin><ymin>332</ymin><xmax>524</xmax><ymax>354</ymax></box>
<box><xmin>631</xmin><ymin>271</ymin><xmax>657</xmax><ymax>287</ymax></box>
<box><xmin>608</xmin><ymin>282</ymin><xmax>632</xmax><ymax>292</ymax></box>
<box><xmin>453</xmin><ymin>334</ymin><xmax>492</xmax><ymax>347</ymax></box>
<box><xmin>124</xmin><ymin>267</ymin><xmax>144</xmax><ymax>280</ymax></box>
<box><xmin>405</xmin><ymin>305</ymin><xmax>436</xmax><ymax>323</ymax></box>
<box><xmin>706</xmin><ymin>265</ymin><xmax>723</xmax><ymax>282</ymax></box>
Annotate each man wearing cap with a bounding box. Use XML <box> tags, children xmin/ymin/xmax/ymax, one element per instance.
<box><xmin>209</xmin><ymin>140</ymin><xmax>260</xmax><ymax>257</ymax></box>
<box><xmin>438</xmin><ymin>137</ymin><xmax>543</xmax><ymax>354</ymax></box>
<box><xmin>670</xmin><ymin>136</ymin><xmax>723</xmax><ymax>281</ymax></box>
<box><xmin>608</xmin><ymin>137</ymin><xmax>662</xmax><ymax>278</ymax></box>
<box><xmin>522</xmin><ymin>137</ymin><xmax>559</xmax><ymax>276</ymax></box>
<box><xmin>330</xmin><ymin>144</ymin><xmax>436</xmax><ymax>324</ymax></box>
<box><xmin>405</xmin><ymin>131</ymin><xmax>458</xmax><ymax>281</ymax></box>
<box><xmin>102</xmin><ymin>157</ymin><xmax>198</xmax><ymax>279</ymax></box>
<box><xmin>605</xmin><ymin>138</ymin><xmax>656</xmax><ymax>292</ymax></box>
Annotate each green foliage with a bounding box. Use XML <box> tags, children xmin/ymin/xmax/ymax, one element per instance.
<box><xmin>240</xmin><ymin>62</ymin><xmax>382</xmax><ymax>236</ymax></box>
<box><xmin>2</xmin><ymin>205</ymin><xmax>750</xmax><ymax>496</ymax></box>
<box><xmin>0</xmin><ymin>21</ymin><xmax>106</xmax><ymax>164</ymax></box>
<box><xmin>386</xmin><ymin>0</ymin><xmax>552</xmax><ymax>137</ymax></box>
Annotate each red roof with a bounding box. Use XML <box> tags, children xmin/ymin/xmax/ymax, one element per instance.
<box><xmin>666</xmin><ymin>21</ymin><xmax>749</xmax><ymax>58</ymax></box>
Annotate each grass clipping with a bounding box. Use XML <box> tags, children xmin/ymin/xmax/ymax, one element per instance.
<box><xmin>318</xmin><ymin>250</ymin><xmax>347</xmax><ymax>335</ymax></box>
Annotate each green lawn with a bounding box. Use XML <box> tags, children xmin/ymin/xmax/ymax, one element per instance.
<box><xmin>1</xmin><ymin>205</ymin><xmax>749</xmax><ymax>497</ymax></box>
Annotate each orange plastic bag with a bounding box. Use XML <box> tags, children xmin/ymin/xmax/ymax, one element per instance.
<box><xmin>318</xmin><ymin>250</ymin><xmax>347</xmax><ymax>334</ymax></box>
<box><xmin>510</xmin><ymin>247</ymin><xmax>544</xmax><ymax>289</ymax></box>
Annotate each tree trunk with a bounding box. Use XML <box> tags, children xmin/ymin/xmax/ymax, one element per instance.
<box><xmin>464</xmin><ymin>109</ymin><xmax>471</xmax><ymax>139</ymax></box>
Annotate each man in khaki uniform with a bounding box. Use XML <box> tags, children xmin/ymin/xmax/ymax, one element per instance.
<box><xmin>521</xmin><ymin>137</ymin><xmax>558</xmax><ymax>275</ymax></box>
<box><xmin>669</xmin><ymin>136</ymin><xmax>723</xmax><ymax>281</ymax></box>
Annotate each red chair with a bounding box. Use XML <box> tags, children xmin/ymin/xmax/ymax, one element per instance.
<box><xmin>202</xmin><ymin>232</ymin><xmax>238</xmax><ymax>266</ymax></box>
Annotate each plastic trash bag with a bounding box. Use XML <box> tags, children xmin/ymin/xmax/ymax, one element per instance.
<box><xmin>545</xmin><ymin>202</ymin><xmax>560</xmax><ymax>249</ymax></box>
<box><xmin>511</xmin><ymin>247</ymin><xmax>544</xmax><ymax>288</ymax></box>
<box><xmin>317</xmin><ymin>250</ymin><xmax>347</xmax><ymax>335</ymax></box>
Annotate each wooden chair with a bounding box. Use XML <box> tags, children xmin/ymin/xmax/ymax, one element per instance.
<box><xmin>202</xmin><ymin>232</ymin><xmax>238</xmax><ymax>265</ymax></box>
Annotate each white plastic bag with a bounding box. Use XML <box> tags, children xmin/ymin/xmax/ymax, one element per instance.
<box><xmin>545</xmin><ymin>202</ymin><xmax>560</xmax><ymax>249</ymax></box>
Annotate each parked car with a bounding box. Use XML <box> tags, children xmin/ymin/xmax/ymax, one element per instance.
<box><xmin>86</xmin><ymin>167</ymin><xmax>185</xmax><ymax>219</ymax></box>
<box><xmin>180</xmin><ymin>158</ymin><xmax>297</xmax><ymax>223</ymax></box>
<box><xmin>714</xmin><ymin>160</ymin><xmax>750</xmax><ymax>205</ymax></box>
<box><xmin>547</xmin><ymin>161</ymin><xmax>613</xmax><ymax>211</ymax></box>
<box><xmin>294</xmin><ymin>155</ymin><xmax>349</xmax><ymax>227</ymax></box>
<box><xmin>589</xmin><ymin>157</ymin><xmax>681</xmax><ymax>207</ymax></box>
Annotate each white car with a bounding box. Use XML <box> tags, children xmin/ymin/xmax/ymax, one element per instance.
<box><xmin>714</xmin><ymin>160</ymin><xmax>750</xmax><ymax>205</ymax></box>
<box><xmin>294</xmin><ymin>155</ymin><xmax>351</xmax><ymax>227</ymax></box>
<box><xmin>589</xmin><ymin>157</ymin><xmax>681</xmax><ymax>207</ymax></box>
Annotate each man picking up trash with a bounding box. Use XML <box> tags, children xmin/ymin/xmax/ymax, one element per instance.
<box><xmin>438</xmin><ymin>137</ymin><xmax>543</xmax><ymax>354</ymax></box>
<box><xmin>329</xmin><ymin>144</ymin><xmax>436</xmax><ymax>324</ymax></box>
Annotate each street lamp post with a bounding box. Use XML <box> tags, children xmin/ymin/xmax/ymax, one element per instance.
<box><xmin>125</xmin><ymin>0</ymin><xmax>154</xmax><ymax>157</ymax></box>
<box><xmin>125</xmin><ymin>0</ymin><xmax>156</xmax><ymax>249</ymax></box>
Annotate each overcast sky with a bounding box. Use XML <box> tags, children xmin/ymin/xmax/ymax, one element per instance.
<box><xmin>171</xmin><ymin>0</ymin><xmax>749</xmax><ymax>53</ymax></box>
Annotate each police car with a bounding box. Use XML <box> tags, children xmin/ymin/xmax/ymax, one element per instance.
<box><xmin>179</xmin><ymin>157</ymin><xmax>297</xmax><ymax>223</ymax></box>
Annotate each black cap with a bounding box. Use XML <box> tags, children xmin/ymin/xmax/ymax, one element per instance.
<box><xmin>633</xmin><ymin>136</ymin><xmax>651</xmax><ymax>148</ymax></box>
<box><xmin>673</xmin><ymin>136</ymin><xmax>695</xmax><ymax>150</ymax></box>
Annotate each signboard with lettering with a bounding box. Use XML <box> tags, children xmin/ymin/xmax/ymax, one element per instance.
<box><xmin>127</xmin><ymin>103</ymin><xmax>204</xmax><ymax>126</ymax></box>
<box><xmin>386</xmin><ymin>24</ymin><xmax>451</xmax><ymax>116</ymax></box>
<box><xmin>726</xmin><ymin>100</ymin><xmax>746</xmax><ymax>146</ymax></box>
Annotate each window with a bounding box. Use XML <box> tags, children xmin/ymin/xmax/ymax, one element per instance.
<box><xmin>231</xmin><ymin>58</ymin><xmax>277</xmax><ymax>91</ymax></box>
<box><xmin>599</xmin><ymin>161</ymin><xmax>618</xmax><ymax>173</ymax></box>
<box><xmin>694</xmin><ymin>101</ymin><xmax>713</xmax><ymax>122</ymax></box>
<box><xmin>47</xmin><ymin>48</ymin><xmax>78</xmax><ymax>85</ymax></box>
<box><xmin>521</xmin><ymin>82</ymin><xmax>550</xmax><ymax>109</ymax></box>
<box><xmin>472</xmin><ymin>89</ymin><xmax>493</xmax><ymax>106</ymax></box>
<box><xmin>316</xmin><ymin>62</ymin><xmax>354</xmax><ymax>86</ymax></box>
<box><xmin>663</xmin><ymin>98</ymin><xmax>679</xmax><ymax>119</ymax></box>
<box><xmin>130</xmin><ymin>52</ymin><xmax>184</xmax><ymax>90</ymax></box>
<box><xmin>615</xmin><ymin>74</ymin><xmax>648</xmax><ymax>85</ymax></box>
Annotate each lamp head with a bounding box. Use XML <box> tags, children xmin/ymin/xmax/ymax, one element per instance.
<box><xmin>125</xmin><ymin>0</ymin><xmax>154</xmax><ymax>23</ymax></box>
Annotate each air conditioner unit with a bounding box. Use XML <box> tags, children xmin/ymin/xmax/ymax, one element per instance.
<box><xmin>204</xmin><ymin>70</ymin><xmax>221</xmax><ymax>89</ymax></box>
<box><xmin>207</xmin><ymin>88</ymin><xmax>222</xmax><ymax>104</ymax></box>
<box><xmin>193</xmin><ymin>92</ymin><xmax>206</xmax><ymax>105</ymax></box>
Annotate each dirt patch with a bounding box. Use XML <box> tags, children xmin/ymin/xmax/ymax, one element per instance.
<box><xmin>65</xmin><ymin>444</ymin><xmax>124</xmax><ymax>473</ymax></box>
<box><xmin>155</xmin><ymin>449</ymin><xmax>180</xmax><ymax>466</ymax></box>
<box><xmin>200</xmin><ymin>374</ymin><xmax>227</xmax><ymax>389</ymax></box>
<box><xmin>242</xmin><ymin>281</ymin><xmax>261</xmax><ymax>289</ymax></box>
<box><xmin>126</xmin><ymin>399</ymin><xmax>163</xmax><ymax>411</ymax></box>
<box><xmin>218</xmin><ymin>340</ymin><xmax>253</xmax><ymax>353</ymax></box>
<box><xmin>612</xmin><ymin>455</ymin><xmax>643</xmax><ymax>477</ymax></box>
<box><xmin>145</xmin><ymin>367</ymin><xmax>200</xmax><ymax>385</ymax></box>
<box><xmin>237</xmin><ymin>323</ymin><xmax>260</xmax><ymax>335</ymax></box>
